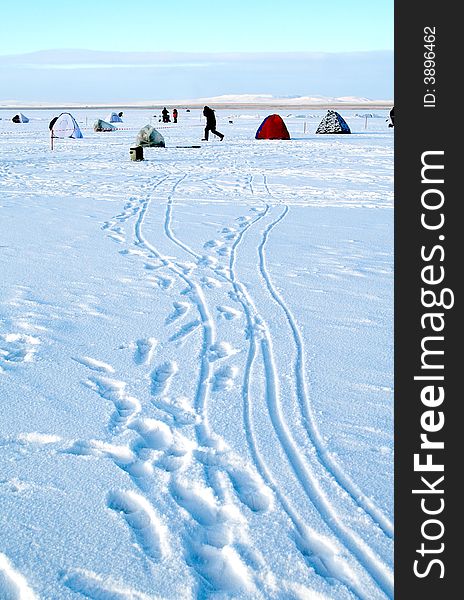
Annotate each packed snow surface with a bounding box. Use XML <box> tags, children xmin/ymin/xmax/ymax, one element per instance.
<box><xmin>0</xmin><ymin>109</ymin><xmax>393</xmax><ymax>599</ymax></box>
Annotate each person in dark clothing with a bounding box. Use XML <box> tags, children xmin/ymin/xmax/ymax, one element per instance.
<box><xmin>202</xmin><ymin>106</ymin><xmax>224</xmax><ymax>141</ymax></box>
<box><xmin>388</xmin><ymin>106</ymin><xmax>394</xmax><ymax>127</ymax></box>
<box><xmin>161</xmin><ymin>107</ymin><xmax>170</xmax><ymax>123</ymax></box>
<box><xmin>172</xmin><ymin>108</ymin><xmax>178</xmax><ymax>123</ymax></box>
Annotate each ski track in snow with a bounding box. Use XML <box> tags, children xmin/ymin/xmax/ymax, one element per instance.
<box><xmin>133</xmin><ymin>170</ymin><xmax>393</xmax><ymax>598</ymax></box>
<box><xmin>256</xmin><ymin>206</ymin><xmax>394</xmax><ymax>539</ymax></box>
<box><xmin>1</xmin><ymin>122</ymin><xmax>393</xmax><ymax>599</ymax></box>
<box><xmin>129</xmin><ymin>174</ymin><xmax>273</xmax><ymax>597</ymax></box>
<box><xmin>95</xmin><ymin>168</ymin><xmax>391</xmax><ymax>598</ymax></box>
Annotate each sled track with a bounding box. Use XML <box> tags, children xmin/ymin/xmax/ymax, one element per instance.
<box><xmin>225</xmin><ymin>203</ymin><xmax>372</xmax><ymax>599</ymax></box>
<box><xmin>257</xmin><ymin>206</ymin><xmax>394</xmax><ymax>539</ymax></box>
<box><xmin>231</xmin><ymin>170</ymin><xmax>392</xmax><ymax>538</ymax></box>
<box><xmin>156</xmin><ymin>171</ymin><xmax>393</xmax><ymax>598</ymax></box>
<box><xmin>97</xmin><ymin>168</ymin><xmax>393</xmax><ymax>598</ymax></box>
<box><xmin>243</xmin><ymin>171</ymin><xmax>392</xmax><ymax>539</ymax></box>
<box><xmin>222</xmin><ymin>204</ymin><xmax>392</xmax><ymax>598</ymax></box>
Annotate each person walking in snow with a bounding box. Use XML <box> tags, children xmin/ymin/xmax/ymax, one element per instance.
<box><xmin>172</xmin><ymin>108</ymin><xmax>178</xmax><ymax>123</ymax></box>
<box><xmin>202</xmin><ymin>106</ymin><xmax>224</xmax><ymax>141</ymax></box>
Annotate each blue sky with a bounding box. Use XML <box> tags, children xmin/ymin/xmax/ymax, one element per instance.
<box><xmin>0</xmin><ymin>1</ymin><xmax>393</xmax><ymax>102</ymax></box>
<box><xmin>0</xmin><ymin>0</ymin><xmax>393</xmax><ymax>54</ymax></box>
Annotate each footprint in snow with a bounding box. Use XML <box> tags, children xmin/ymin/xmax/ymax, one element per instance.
<box><xmin>133</xmin><ymin>338</ymin><xmax>158</xmax><ymax>365</ymax></box>
<box><xmin>151</xmin><ymin>361</ymin><xmax>178</xmax><ymax>396</ymax></box>
<box><xmin>169</xmin><ymin>482</ymin><xmax>252</xmax><ymax>585</ymax></box>
<box><xmin>0</xmin><ymin>333</ymin><xmax>40</xmax><ymax>365</ymax></box>
<box><xmin>153</xmin><ymin>275</ymin><xmax>174</xmax><ymax>290</ymax></box>
<box><xmin>186</xmin><ymin>542</ymin><xmax>255</xmax><ymax>594</ymax></box>
<box><xmin>200</xmin><ymin>276</ymin><xmax>222</xmax><ymax>289</ymax></box>
<box><xmin>165</xmin><ymin>302</ymin><xmax>190</xmax><ymax>325</ymax></box>
<box><xmin>217</xmin><ymin>306</ymin><xmax>241</xmax><ymax>321</ymax></box>
<box><xmin>107</xmin><ymin>489</ymin><xmax>170</xmax><ymax>562</ymax></box>
<box><xmin>198</xmin><ymin>255</ymin><xmax>219</xmax><ymax>268</ymax></box>
<box><xmin>208</xmin><ymin>341</ymin><xmax>239</xmax><ymax>362</ymax></box>
<box><xmin>129</xmin><ymin>418</ymin><xmax>193</xmax><ymax>473</ymax></box>
<box><xmin>212</xmin><ymin>365</ymin><xmax>238</xmax><ymax>392</ymax></box>
<box><xmin>84</xmin><ymin>375</ymin><xmax>141</xmax><ymax>430</ymax></box>
<box><xmin>153</xmin><ymin>396</ymin><xmax>201</xmax><ymax>427</ymax></box>
<box><xmin>204</xmin><ymin>239</ymin><xmax>224</xmax><ymax>249</ymax></box>
<box><xmin>195</xmin><ymin>448</ymin><xmax>273</xmax><ymax>513</ymax></box>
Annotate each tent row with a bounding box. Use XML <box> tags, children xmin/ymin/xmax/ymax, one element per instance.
<box><xmin>46</xmin><ymin>110</ymin><xmax>354</xmax><ymax>144</ymax></box>
<box><xmin>10</xmin><ymin>110</ymin><xmax>123</xmax><ymax>127</ymax></box>
<box><xmin>255</xmin><ymin>111</ymin><xmax>351</xmax><ymax>139</ymax></box>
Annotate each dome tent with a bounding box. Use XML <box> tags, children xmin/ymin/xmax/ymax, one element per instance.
<box><xmin>135</xmin><ymin>125</ymin><xmax>165</xmax><ymax>148</ymax></box>
<box><xmin>50</xmin><ymin>112</ymin><xmax>83</xmax><ymax>138</ymax></box>
<box><xmin>12</xmin><ymin>113</ymin><xmax>29</xmax><ymax>123</ymax></box>
<box><xmin>106</xmin><ymin>112</ymin><xmax>123</xmax><ymax>123</ymax></box>
<box><xmin>315</xmin><ymin>110</ymin><xmax>351</xmax><ymax>134</ymax></box>
<box><xmin>255</xmin><ymin>114</ymin><xmax>290</xmax><ymax>140</ymax></box>
<box><xmin>94</xmin><ymin>119</ymin><xmax>116</xmax><ymax>132</ymax></box>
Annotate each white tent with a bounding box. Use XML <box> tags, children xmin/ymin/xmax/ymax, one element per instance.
<box><xmin>51</xmin><ymin>113</ymin><xmax>83</xmax><ymax>139</ymax></box>
<box><xmin>106</xmin><ymin>112</ymin><xmax>123</xmax><ymax>123</ymax></box>
<box><xmin>135</xmin><ymin>125</ymin><xmax>165</xmax><ymax>147</ymax></box>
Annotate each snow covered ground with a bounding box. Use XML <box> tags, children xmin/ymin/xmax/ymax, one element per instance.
<box><xmin>0</xmin><ymin>108</ymin><xmax>393</xmax><ymax>600</ymax></box>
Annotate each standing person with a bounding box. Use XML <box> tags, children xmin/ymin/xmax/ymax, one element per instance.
<box><xmin>388</xmin><ymin>106</ymin><xmax>394</xmax><ymax>127</ymax></box>
<box><xmin>162</xmin><ymin>107</ymin><xmax>170</xmax><ymax>123</ymax></box>
<box><xmin>172</xmin><ymin>108</ymin><xmax>178</xmax><ymax>123</ymax></box>
<box><xmin>202</xmin><ymin>106</ymin><xmax>224</xmax><ymax>141</ymax></box>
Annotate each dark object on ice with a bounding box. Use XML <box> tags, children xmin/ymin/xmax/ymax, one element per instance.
<box><xmin>130</xmin><ymin>146</ymin><xmax>144</xmax><ymax>161</ymax></box>
<box><xmin>118</xmin><ymin>111</ymin><xmax>123</xmax><ymax>118</ymax></box>
<box><xmin>172</xmin><ymin>108</ymin><xmax>178</xmax><ymax>123</ymax></box>
<box><xmin>175</xmin><ymin>145</ymin><xmax>201</xmax><ymax>148</ymax></box>
<box><xmin>135</xmin><ymin>125</ymin><xmax>166</xmax><ymax>147</ymax></box>
<box><xmin>388</xmin><ymin>106</ymin><xmax>394</xmax><ymax>127</ymax></box>
<box><xmin>229</xmin><ymin>120</ymin><xmax>233</xmax><ymax>124</ymax></box>
<box><xmin>12</xmin><ymin>113</ymin><xmax>29</xmax><ymax>123</ymax></box>
<box><xmin>94</xmin><ymin>119</ymin><xmax>116</xmax><ymax>132</ymax></box>
<box><xmin>255</xmin><ymin>114</ymin><xmax>290</xmax><ymax>140</ymax></box>
<box><xmin>49</xmin><ymin>116</ymin><xmax>59</xmax><ymax>130</ymax></box>
<box><xmin>202</xmin><ymin>106</ymin><xmax>224</xmax><ymax>141</ymax></box>
<box><xmin>161</xmin><ymin>107</ymin><xmax>171</xmax><ymax>123</ymax></box>
<box><xmin>315</xmin><ymin>110</ymin><xmax>351</xmax><ymax>134</ymax></box>
<box><xmin>186</xmin><ymin>109</ymin><xmax>191</xmax><ymax>112</ymax></box>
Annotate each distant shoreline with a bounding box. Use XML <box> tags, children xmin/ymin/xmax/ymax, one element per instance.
<box><xmin>0</xmin><ymin>102</ymin><xmax>392</xmax><ymax>111</ymax></box>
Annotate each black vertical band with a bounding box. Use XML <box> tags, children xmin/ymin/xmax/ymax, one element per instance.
<box><xmin>395</xmin><ymin>3</ymin><xmax>458</xmax><ymax>597</ymax></box>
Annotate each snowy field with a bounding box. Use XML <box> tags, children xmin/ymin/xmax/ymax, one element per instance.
<box><xmin>0</xmin><ymin>108</ymin><xmax>393</xmax><ymax>600</ymax></box>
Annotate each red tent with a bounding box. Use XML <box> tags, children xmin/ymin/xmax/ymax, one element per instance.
<box><xmin>255</xmin><ymin>114</ymin><xmax>290</xmax><ymax>140</ymax></box>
